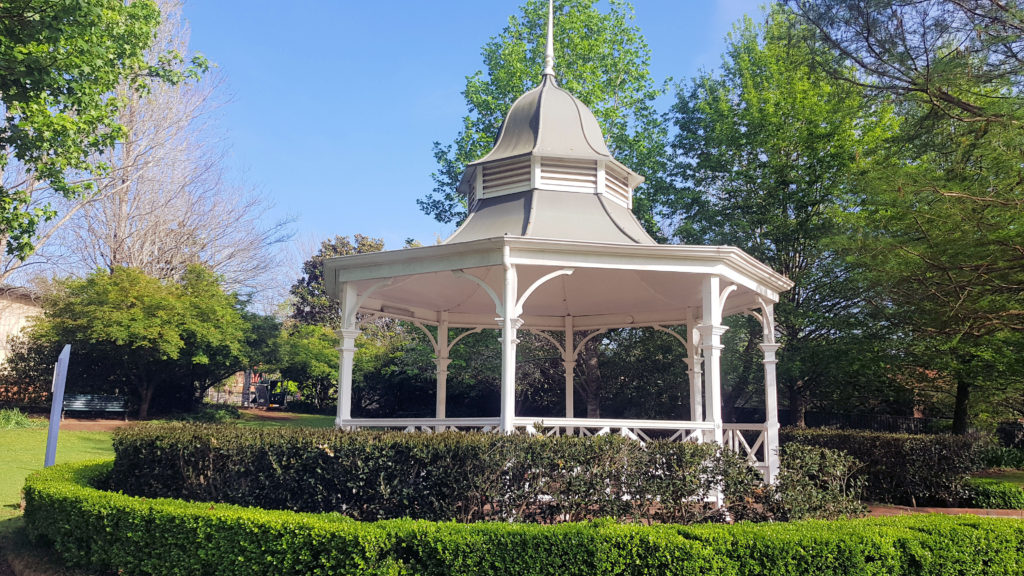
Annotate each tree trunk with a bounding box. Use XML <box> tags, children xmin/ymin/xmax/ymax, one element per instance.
<box><xmin>789</xmin><ymin>380</ymin><xmax>807</xmax><ymax>428</ymax></box>
<box><xmin>952</xmin><ymin>376</ymin><xmax>971</xmax><ymax>435</ymax></box>
<box><xmin>137</xmin><ymin>382</ymin><xmax>155</xmax><ymax>420</ymax></box>
<box><xmin>582</xmin><ymin>338</ymin><xmax>602</xmax><ymax>418</ymax></box>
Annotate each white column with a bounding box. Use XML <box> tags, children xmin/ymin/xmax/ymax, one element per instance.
<box><xmin>436</xmin><ymin>311</ymin><xmax>450</xmax><ymax>421</ymax></box>
<box><xmin>761</xmin><ymin>342</ymin><xmax>781</xmax><ymax>483</ymax></box>
<box><xmin>689</xmin><ymin>354</ymin><xmax>704</xmax><ymax>422</ymax></box>
<box><xmin>336</xmin><ymin>327</ymin><xmax>360</xmax><ymax>427</ymax></box>
<box><xmin>499</xmin><ymin>259</ymin><xmax>520</xmax><ymax>433</ymax></box>
<box><xmin>563</xmin><ymin>315</ymin><xmax>575</xmax><ymax>419</ymax></box>
<box><xmin>336</xmin><ymin>283</ymin><xmax>359</xmax><ymax>428</ymax></box>
<box><xmin>685</xmin><ymin>308</ymin><xmax>703</xmax><ymax>422</ymax></box>
<box><xmin>699</xmin><ymin>276</ymin><xmax>727</xmax><ymax>446</ymax></box>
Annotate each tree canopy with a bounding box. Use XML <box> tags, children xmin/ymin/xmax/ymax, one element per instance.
<box><xmin>789</xmin><ymin>0</ymin><xmax>1024</xmax><ymax>432</ymax></box>
<box><xmin>19</xmin><ymin>265</ymin><xmax>250</xmax><ymax>417</ymax></box>
<box><xmin>0</xmin><ymin>0</ymin><xmax>207</xmax><ymax>262</ymax></box>
<box><xmin>669</xmin><ymin>6</ymin><xmax>898</xmax><ymax>424</ymax></box>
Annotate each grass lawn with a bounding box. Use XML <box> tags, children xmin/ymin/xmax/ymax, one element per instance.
<box><xmin>236</xmin><ymin>410</ymin><xmax>335</xmax><ymax>429</ymax></box>
<box><xmin>1</xmin><ymin>427</ymin><xmax>114</xmax><ymax>524</ymax></box>
<box><xmin>1</xmin><ymin>409</ymin><xmax>331</xmax><ymax>523</ymax></box>
<box><xmin>975</xmin><ymin>469</ymin><xmax>1024</xmax><ymax>487</ymax></box>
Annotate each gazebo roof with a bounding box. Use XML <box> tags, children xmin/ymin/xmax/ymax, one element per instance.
<box><xmin>325</xmin><ymin>2</ymin><xmax>793</xmax><ymax>328</ymax></box>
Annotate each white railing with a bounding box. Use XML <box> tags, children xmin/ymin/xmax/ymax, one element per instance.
<box><xmin>340</xmin><ymin>417</ymin><xmax>500</xmax><ymax>433</ymax></box>
<box><xmin>339</xmin><ymin>417</ymin><xmax>770</xmax><ymax>470</ymax></box>
<box><xmin>511</xmin><ymin>417</ymin><xmax>714</xmax><ymax>443</ymax></box>
<box><xmin>723</xmin><ymin>423</ymin><xmax>768</xmax><ymax>472</ymax></box>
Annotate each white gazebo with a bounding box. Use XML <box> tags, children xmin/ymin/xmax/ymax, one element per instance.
<box><xmin>325</xmin><ymin>5</ymin><xmax>793</xmax><ymax>480</ymax></box>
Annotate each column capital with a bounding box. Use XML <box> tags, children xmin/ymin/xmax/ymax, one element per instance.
<box><xmin>696</xmin><ymin>324</ymin><xmax>729</xmax><ymax>338</ymax></box>
<box><xmin>495</xmin><ymin>317</ymin><xmax>525</xmax><ymax>330</ymax></box>
<box><xmin>759</xmin><ymin>343</ymin><xmax>781</xmax><ymax>354</ymax></box>
<box><xmin>562</xmin><ymin>360</ymin><xmax>576</xmax><ymax>370</ymax></box>
<box><xmin>336</xmin><ymin>328</ymin><xmax>362</xmax><ymax>341</ymax></box>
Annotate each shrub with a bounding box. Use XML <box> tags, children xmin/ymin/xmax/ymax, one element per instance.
<box><xmin>771</xmin><ymin>444</ymin><xmax>867</xmax><ymax>520</ymax></box>
<box><xmin>723</xmin><ymin>444</ymin><xmax>867</xmax><ymax>522</ymax></box>
<box><xmin>0</xmin><ymin>407</ymin><xmax>45</xmax><ymax>429</ymax></box>
<box><xmin>967</xmin><ymin>478</ymin><xmax>1024</xmax><ymax>509</ymax></box>
<box><xmin>283</xmin><ymin>398</ymin><xmax>333</xmax><ymax>415</ymax></box>
<box><xmin>186</xmin><ymin>402</ymin><xmax>241</xmax><ymax>422</ymax></box>
<box><xmin>108</xmin><ymin>424</ymin><xmax>745</xmax><ymax>523</ymax></box>
<box><xmin>24</xmin><ymin>460</ymin><xmax>1024</xmax><ymax>576</ymax></box>
<box><xmin>980</xmin><ymin>444</ymin><xmax>1024</xmax><ymax>469</ymax></box>
<box><xmin>781</xmin><ymin>428</ymin><xmax>985</xmax><ymax>506</ymax></box>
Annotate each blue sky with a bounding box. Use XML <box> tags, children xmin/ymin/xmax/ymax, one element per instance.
<box><xmin>181</xmin><ymin>1</ymin><xmax>765</xmax><ymax>252</ymax></box>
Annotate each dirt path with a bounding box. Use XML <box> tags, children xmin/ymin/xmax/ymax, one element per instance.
<box><xmin>237</xmin><ymin>408</ymin><xmax>304</xmax><ymax>421</ymax></box>
<box><xmin>868</xmin><ymin>505</ymin><xmax>1024</xmax><ymax>518</ymax></box>
<box><xmin>40</xmin><ymin>409</ymin><xmax>299</xmax><ymax>432</ymax></box>
<box><xmin>49</xmin><ymin>418</ymin><xmax>127</xmax><ymax>433</ymax></box>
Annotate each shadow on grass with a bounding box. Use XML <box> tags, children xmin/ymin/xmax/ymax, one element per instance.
<box><xmin>0</xmin><ymin>516</ymin><xmax>100</xmax><ymax>576</ymax></box>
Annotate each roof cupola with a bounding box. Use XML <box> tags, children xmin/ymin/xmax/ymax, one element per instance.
<box><xmin>446</xmin><ymin>0</ymin><xmax>654</xmax><ymax>245</ymax></box>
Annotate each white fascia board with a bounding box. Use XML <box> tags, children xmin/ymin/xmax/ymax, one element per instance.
<box><xmin>505</xmin><ymin>237</ymin><xmax>792</xmax><ymax>296</ymax></box>
<box><xmin>324</xmin><ymin>238</ymin><xmax>505</xmax><ymax>296</ymax></box>
<box><xmin>506</xmin><ymin>245</ymin><xmax>778</xmax><ymax>301</ymax></box>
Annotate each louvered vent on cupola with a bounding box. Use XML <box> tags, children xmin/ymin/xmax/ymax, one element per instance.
<box><xmin>539</xmin><ymin>158</ymin><xmax>597</xmax><ymax>193</ymax></box>
<box><xmin>604</xmin><ymin>163</ymin><xmax>632</xmax><ymax>209</ymax></box>
<box><xmin>477</xmin><ymin>156</ymin><xmax>532</xmax><ymax>200</ymax></box>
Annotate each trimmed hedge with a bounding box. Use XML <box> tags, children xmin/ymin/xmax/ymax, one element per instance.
<box><xmin>781</xmin><ymin>428</ymin><xmax>985</xmax><ymax>506</ymax></box>
<box><xmin>108</xmin><ymin>424</ymin><xmax>743</xmax><ymax>523</ymax></box>
<box><xmin>968</xmin><ymin>478</ymin><xmax>1024</xmax><ymax>510</ymax></box>
<box><xmin>25</xmin><ymin>461</ymin><xmax>1024</xmax><ymax>576</ymax></box>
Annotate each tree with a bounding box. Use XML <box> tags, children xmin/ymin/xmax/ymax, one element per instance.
<box><xmin>289</xmin><ymin>235</ymin><xmax>384</xmax><ymax>328</ymax></box>
<box><xmin>419</xmin><ymin>0</ymin><xmax>670</xmax><ymax>236</ymax></box>
<box><xmin>787</xmin><ymin>0</ymin><xmax>1024</xmax><ymax>124</ymax></box>
<box><xmin>0</xmin><ymin>0</ymin><xmax>206</xmax><ymax>269</ymax></box>
<box><xmin>53</xmin><ymin>0</ymin><xmax>289</xmax><ymax>294</ymax></box>
<box><xmin>23</xmin><ymin>265</ymin><xmax>248</xmax><ymax>418</ymax></box>
<box><xmin>668</xmin><ymin>7</ymin><xmax>895</xmax><ymax>425</ymax></box>
<box><xmin>840</xmin><ymin>113</ymin><xmax>1024</xmax><ymax>433</ymax></box>
<box><xmin>277</xmin><ymin>324</ymin><xmax>340</xmax><ymax>410</ymax></box>
<box><xmin>788</xmin><ymin>0</ymin><xmax>1024</xmax><ymax>432</ymax></box>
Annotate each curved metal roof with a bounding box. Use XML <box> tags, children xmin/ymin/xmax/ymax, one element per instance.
<box><xmin>447</xmin><ymin>73</ymin><xmax>654</xmax><ymax>246</ymax></box>
<box><xmin>472</xmin><ymin>76</ymin><xmax>612</xmax><ymax>165</ymax></box>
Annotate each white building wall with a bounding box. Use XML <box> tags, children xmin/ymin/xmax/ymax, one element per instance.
<box><xmin>0</xmin><ymin>294</ymin><xmax>41</xmax><ymax>364</ymax></box>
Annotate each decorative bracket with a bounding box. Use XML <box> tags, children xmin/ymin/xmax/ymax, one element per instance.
<box><xmin>514</xmin><ymin>268</ymin><xmax>573</xmax><ymax>317</ymax></box>
<box><xmin>453</xmin><ymin>270</ymin><xmax>504</xmax><ymax>317</ymax></box>
<box><xmin>341</xmin><ymin>278</ymin><xmax>393</xmax><ymax>329</ymax></box>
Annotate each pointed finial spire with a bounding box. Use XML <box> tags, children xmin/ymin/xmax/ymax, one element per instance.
<box><xmin>542</xmin><ymin>0</ymin><xmax>556</xmax><ymax>78</ymax></box>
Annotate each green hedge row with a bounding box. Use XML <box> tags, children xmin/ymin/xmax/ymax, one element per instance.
<box><xmin>968</xmin><ymin>478</ymin><xmax>1024</xmax><ymax>509</ymax></box>
<box><xmin>108</xmin><ymin>424</ymin><xmax>747</xmax><ymax>523</ymax></box>
<box><xmin>781</xmin><ymin>428</ymin><xmax>985</xmax><ymax>506</ymax></box>
<box><xmin>25</xmin><ymin>461</ymin><xmax>1024</xmax><ymax>576</ymax></box>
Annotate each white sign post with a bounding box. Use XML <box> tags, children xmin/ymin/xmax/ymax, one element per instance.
<box><xmin>44</xmin><ymin>344</ymin><xmax>71</xmax><ymax>467</ymax></box>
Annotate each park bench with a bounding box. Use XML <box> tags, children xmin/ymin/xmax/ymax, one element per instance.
<box><xmin>62</xmin><ymin>394</ymin><xmax>129</xmax><ymax>421</ymax></box>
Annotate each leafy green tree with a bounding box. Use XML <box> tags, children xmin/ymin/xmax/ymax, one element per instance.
<box><xmin>669</xmin><ymin>7</ymin><xmax>896</xmax><ymax>425</ymax></box>
<box><xmin>420</xmin><ymin>0</ymin><xmax>670</xmax><ymax>235</ymax></box>
<box><xmin>24</xmin><ymin>265</ymin><xmax>248</xmax><ymax>418</ymax></box>
<box><xmin>789</xmin><ymin>0</ymin><xmax>1024</xmax><ymax>432</ymax></box>
<box><xmin>842</xmin><ymin>114</ymin><xmax>1024</xmax><ymax>432</ymax></box>
<box><xmin>277</xmin><ymin>324</ymin><xmax>339</xmax><ymax>410</ymax></box>
<box><xmin>787</xmin><ymin>0</ymin><xmax>1024</xmax><ymax>124</ymax></box>
<box><xmin>289</xmin><ymin>235</ymin><xmax>384</xmax><ymax>328</ymax></box>
<box><xmin>0</xmin><ymin>0</ymin><xmax>207</xmax><ymax>261</ymax></box>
